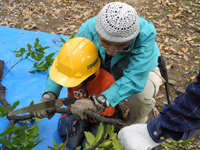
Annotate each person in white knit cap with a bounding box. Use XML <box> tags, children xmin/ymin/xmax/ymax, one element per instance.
<box><xmin>43</xmin><ymin>2</ymin><xmax>164</xmax><ymax>125</ymax></box>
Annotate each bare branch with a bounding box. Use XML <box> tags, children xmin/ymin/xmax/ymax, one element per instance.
<box><xmin>0</xmin><ymin>60</ymin><xmax>14</xmax><ymax>150</ymax></box>
<box><xmin>0</xmin><ymin>60</ymin><xmax>4</xmax><ymax>78</ymax></box>
<box><xmin>0</xmin><ymin>58</ymin><xmax>24</xmax><ymax>80</ymax></box>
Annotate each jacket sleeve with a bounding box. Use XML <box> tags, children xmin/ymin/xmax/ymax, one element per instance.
<box><xmin>147</xmin><ymin>71</ymin><xmax>200</xmax><ymax>143</ymax></box>
<box><xmin>103</xmin><ymin>18</ymin><xmax>160</xmax><ymax>106</ymax></box>
<box><xmin>44</xmin><ymin>67</ymin><xmax>63</xmax><ymax>98</ymax></box>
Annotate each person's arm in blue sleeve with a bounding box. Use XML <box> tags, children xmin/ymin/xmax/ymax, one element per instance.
<box><xmin>44</xmin><ymin>67</ymin><xmax>63</xmax><ymax>98</ymax></box>
<box><xmin>118</xmin><ymin>70</ymin><xmax>200</xmax><ymax>150</ymax></box>
<box><xmin>103</xmin><ymin>18</ymin><xmax>160</xmax><ymax>106</ymax></box>
<box><xmin>148</xmin><ymin>70</ymin><xmax>200</xmax><ymax>142</ymax></box>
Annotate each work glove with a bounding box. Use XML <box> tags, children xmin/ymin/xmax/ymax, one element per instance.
<box><xmin>33</xmin><ymin>92</ymin><xmax>56</xmax><ymax>119</ymax></box>
<box><xmin>118</xmin><ymin>124</ymin><xmax>160</xmax><ymax>150</ymax></box>
<box><xmin>70</xmin><ymin>94</ymin><xmax>109</xmax><ymax>120</ymax></box>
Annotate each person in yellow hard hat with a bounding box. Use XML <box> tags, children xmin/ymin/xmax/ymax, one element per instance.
<box><xmin>34</xmin><ymin>37</ymin><xmax>116</xmax><ymax>149</ymax></box>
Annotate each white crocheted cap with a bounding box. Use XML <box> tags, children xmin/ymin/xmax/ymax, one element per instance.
<box><xmin>96</xmin><ymin>2</ymin><xmax>140</xmax><ymax>43</ymax></box>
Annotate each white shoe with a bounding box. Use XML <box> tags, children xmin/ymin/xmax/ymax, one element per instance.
<box><xmin>118</xmin><ymin>124</ymin><xmax>160</xmax><ymax>150</ymax></box>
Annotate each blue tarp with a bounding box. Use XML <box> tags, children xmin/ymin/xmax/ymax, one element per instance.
<box><xmin>0</xmin><ymin>26</ymin><xmax>71</xmax><ymax>149</ymax></box>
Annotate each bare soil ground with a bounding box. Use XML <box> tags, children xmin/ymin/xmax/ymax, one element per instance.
<box><xmin>0</xmin><ymin>0</ymin><xmax>200</xmax><ymax>149</ymax></box>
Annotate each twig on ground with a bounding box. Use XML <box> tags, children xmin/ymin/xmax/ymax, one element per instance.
<box><xmin>0</xmin><ymin>58</ymin><xmax>24</xmax><ymax>80</ymax></box>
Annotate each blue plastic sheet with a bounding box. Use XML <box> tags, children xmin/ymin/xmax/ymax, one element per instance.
<box><xmin>0</xmin><ymin>26</ymin><xmax>71</xmax><ymax>149</ymax></box>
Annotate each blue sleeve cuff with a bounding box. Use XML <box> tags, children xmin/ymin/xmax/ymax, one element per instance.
<box><xmin>147</xmin><ymin>115</ymin><xmax>169</xmax><ymax>143</ymax></box>
<box><xmin>102</xmin><ymin>90</ymin><xmax>120</xmax><ymax>107</ymax></box>
<box><xmin>147</xmin><ymin>113</ymin><xmax>195</xmax><ymax>143</ymax></box>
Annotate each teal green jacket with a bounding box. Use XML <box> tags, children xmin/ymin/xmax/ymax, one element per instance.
<box><xmin>44</xmin><ymin>17</ymin><xmax>160</xmax><ymax>107</ymax></box>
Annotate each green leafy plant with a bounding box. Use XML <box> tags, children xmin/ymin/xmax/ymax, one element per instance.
<box><xmin>74</xmin><ymin>123</ymin><xmax>125</xmax><ymax>150</ymax></box>
<box><xmin>53</xmin><ymin>138</ymin><xmax>65</xmax><ymax>149</ymax></box>
<box><xmin>0</xmin><ymin>105</ymin><xmax>8</xmax><ymax>118</ymax></box>
<box><xmin>0</xmin><ymin>124</ymin><xmax>43</xmax><ymax>149</ymax></box>
<box><xmin>0</xmin><ymin>101</ymin><xmax>43</xmax><ymax>149</ymax></box>
<box><xmin>13</xmin><ymin>38</ymin><xmax>55</xmax><ymax>73</ymax></box>
<box><xmin>0</xmin><ymin>101</ymin><xmax>19</xmax><ymax>118</ymax></box>
<box><xmin>37</xmin><ymin>20</ymin><xmax>43</xmax><ymax>25</ymax></box>
<box><xmin>193</xmin><ymin>38</ymin><xmax>200</xmax><ymax>42</ymax></box>
<box><xmin>191</xmin><ymin>51</ymin><xmax>199</xmax><ymax>56</ymax></box>
<box><xmin>60</xmin><ymin>33</ymin><xmax>74</xmax><ymax>45</ymax></box>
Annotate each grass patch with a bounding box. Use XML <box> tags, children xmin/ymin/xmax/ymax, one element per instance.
<box><xmin>181</xmin><ymin>60</ymin><xmax>187</xmax><ymax>65</ymax></box>
<box><xmin>21</xmin><ymin>24</ymin><xmax>26</xmax><ymax>27</ymax></box>
<box><xmin>175</xmin><ymin>70</ymin><xmax>180</xmax><ymax>74</ymax></box>
<box><xmin>193</xmin><ymin>38</ymin><xmax>200</xmax><ymax>42</ymax></box>
<box><xmin>173</xmin><ymin>42</ymin><xmax>182</xmax><ymax>50</ymax></box>
<box><xmin>38</xmin><ymin>20</ymin><xmax>43</xmax><ymax>25</ymax></box>
<box><xmin>191</xmin><ymin>51</ymin><xmax>199</xmax><ymax>56</ymax></box>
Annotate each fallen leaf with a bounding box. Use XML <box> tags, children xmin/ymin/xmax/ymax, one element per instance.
<box><xmin>57</xmin><ymin>26</ymin><xmax>63</xmax><ymax>31</ymax></box>
<box><xmin>158</xmin><ymin>43</ymin><xmax>164</xmax><ymax>49</ymax></box>
<box><xmin>160</xmin><ymin>49</ymin><xmax>165</xmax><ymax>53</ymax></box>
<box><xmin>183</xmin><ymin>54</ymin><xmax>189</xmax><ymax>61</ymax></box>
<box><xmin>89</xmin><ymin>9</ymin><xmax>93</xmax><ymax>12</ymax></box>
<box><xmin>187</xmin><ymin>37</ymin><xmax>192</xmax><ymax>41</ymax></box>
<box><xmin>153</xmin><ymin>107</ymin><xmax>160</xmax><ymax>117</ymax></box>
<box><xmin>181</xmin><ymin>48</ymin><xmax>189</xmax><ymax>53</ymax></box>
<box><xmin>23</xmin><ymin>10</ymin><xmax>33</xmax><ymax>15</ymax></box>
<box><xmin>169</xmin><ymin>78</ymin><xmax>176</xmax><ymax>85</ymax></box>
<box><xmin>181</xmin><ymin>64</ymin><xmax>189</xmax><ymax>69</ymax></box>
<box><xmin>123</xmin><ymin>109</ymin><xmax>130</xmax><ymax>118</ymax></box>
<box><xmin>173</xmin><ymin>12</ymin><xmax>181</xmax><ymax>18</ymax></box>
<box><xmin>166</xmin><ymin>64</ymin><xmax>171</xmax><ymax>70</ymax></box>
<box><xmin>190</xmin><ymin>74</ymin><xmax>197</xmax><ymax>82</ymax></box>
<box><xmin>164</xmin><ymin>46</ymin><xmax>169</xmax><ymax>50</ymax></box>
<box><xmin>55</xmin><ymin>9</ymin><xmax>61</xmax><ymax>14</ymax></box>
<box><xmin>156</xmin><ymin>94</ymin><xmax>164</xmax><ymax>99</ymax></box>
<box><xmin>75</xmin><ymin>5</ymin><xmax>85</xmax><ymax>9</ymax></box>
<box><xmin>158</xmin><ymin>22</ymin><xmax>165</xmax><ymax>26</ymax></box>
<box><xmin>196</xmin><ymin>22</ymin><xmax>200</xmax><ymax>26</ymax></box>
<box><xmin>164</xmin><ymin>37</ymin><xmax>169</xmax><ymax>43</ymax></box>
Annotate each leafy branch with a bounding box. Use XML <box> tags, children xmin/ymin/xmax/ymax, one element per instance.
<box><xmin>1</xmin><ymin>33</ymin><xmax>75</xmax><ymax>80</ymax></box>
<box><xmin>1</xmin><ymin>38</ymin><xmax>54</xmax><ymax>79</ymax></box>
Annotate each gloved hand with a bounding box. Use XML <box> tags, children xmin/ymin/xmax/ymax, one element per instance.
<box><xmin>71</xmin><ymin>95</ymin><xmax>107</xmax><ymax>120</ymax></box>
<box><xmin>118</xmin><ymin>124</ymin><xmax>160</xmax><ymax>150</ymax></box>
<box><xmin>33</xmin><ymin>92</ymin><xmax>56</xmax><ymax>119</ymax></box>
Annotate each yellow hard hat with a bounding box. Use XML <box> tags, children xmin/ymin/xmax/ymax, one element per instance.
<box><xmin>49</xmin><ymin>37</ymin><xmax>101</xmax><ymax>87</ymax></box>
